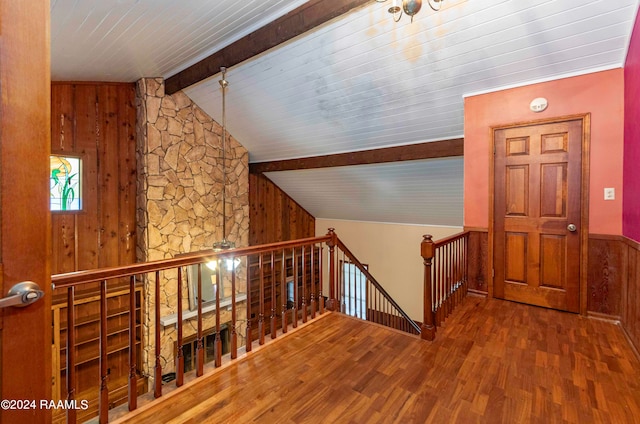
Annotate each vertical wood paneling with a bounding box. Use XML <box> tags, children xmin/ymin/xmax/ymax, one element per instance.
<box><xmin>467</xmin><ymin>229</ymin><xmax>488</xmax><ymax>293</ymax></box>
<box><xmin>249</xmin><ymin>173</ymin><xmax>314</xmax><ymax>245</ymax></box>
<box><xmin>75</xmin><ymin>84</ymin><xmax>100</xmax><ymax>271</ymax></box>
<box><xmin>97</xmin><ymin>85</ymin><xmax>120</xmax><ymax>268</ymax></box>
<box><xmin>587</xmin><ymin>236</ymin><xmax>626</xmax><ymax>316</ymax></box>
<box><xmin>623</xmin><ymin>239</ymin><xmax>640</xmax><ymax>353</ymax></box>
<box><xmin>586</xmin><ymin>234</ymin><xmax>640</xmax><ymax>354</ymax></box>
<box><xmin>51</xmin><ymin>83</ymin><xmax>137</xmax><ymax>275</ymax></box>
<box><xmin>119</xmin><ymin>87</ymin><xmax>137</xmax><ymax>266</ymax></box>
<box><xmin>51</xmin><ymin>85</ymin><xmax>78</xmax><ymax>275</ymax></box>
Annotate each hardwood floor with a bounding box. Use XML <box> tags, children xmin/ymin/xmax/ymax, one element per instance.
<box><xmin>114</xmin><ymin>297</ymin><xmax>640</xmax><ymax>423</ymax></box>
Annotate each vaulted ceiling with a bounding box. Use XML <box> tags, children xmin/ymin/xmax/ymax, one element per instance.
<box><xmin>50</xmin><ymin>0</ymin><xmax>639</xmax><ymax>227</ymax></box>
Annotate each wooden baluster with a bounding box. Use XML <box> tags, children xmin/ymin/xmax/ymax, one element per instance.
<box><xmin>246</xmin><ymin>257</ymin><xmax>252</xmax><ymax>352</ymax></box>
<box><xmin>375</xmin><ymin>289</ymin><xmax>380</xmax><ymax>323</ymax></box>
<box><xmin>319</xmin><ymin>244</ymin><xmax>325</xmax><ymax>314</ymax></box>
<box><xmin>259</xmin><ymin>254</ymin><xmax>265</xmax><ymax>345</ymax></box>
<box><xmin>99</xmin><ymin>279</ymin><xmax>109</xmax><ymax>423</ymax></box>
<box><xmin>292</xmin><ymin>247</ymin><xmax>298</xmax><ymax>328</ymax></box>
<box><xmin>443</xmin><ymin>243</ymin><xmax>453</xmax><ymax>321</ymax></box>
<box><xmin>66</xmin><ymin>286</ymin><xmax>77</xmax><ymax>424</ymax></box>
<box><xmin>340</xmin><ymin>252</ymin><xmax>345</xmax><ymax>313</ymax></box>
<box><xmin>347</xmin><ymin>259</ymin><xmax>353</xmax><ymax>316</ymax></box>
<box><xmin>176</xmin><ymin>267</ymin><xmax>184</xmax><ymax>386</ymax></box>
<box><xmin>128</xmin><ymin>275</ymin><xmax>138</xmax><ymax>411</ymax></box>
<box><xmin>439</xmin><ymin>246</ymin><xmax>444</xmax><ymax>324</ymax></box>
<box><xmin>451</xmin><ymin>242</ymin><xmax>455</xmax><ymax>314</ymax></box>
<box><xmin>358</xmin><ymin>266</ymin><xmax>363</xmax><ymax>319</ymax></box>
<box><xmin>365</xmin><ymin>277</ymin><xmax>369</xmax><ymax>321</ymax></box>
<box><xmin>421</xmin><ymin>235</ymin><xmax>436</xmax><ymax>341</ymax></box>
<box><xmin>436</xmin><ymin>246</ymin><xmax>441</xmax><ymax>322</ymax></box>
<box><xmin>302</xmin><ymin>245</ymin><xmax>307</xmax><ymax>323</ymax></box>
<box><xmin>215</xmin><ymin>264</ymin><xmax>222</xmax><ymax>367</ymax></box>
<box><xmin>452</xmin><ymin>240</ymin><xmax>458</xmax><ymax>313</ymax></box>
<box><xmin>271</xmin><ymin>250</ymin><xmax>277</xmax><ymax>339</ymax></box>
<box><xmin>464</xmin><ymin>234</ymin><xmax>469</xmax><ymax>296</ymax></box>
<box><xmin>310</xmin><ymin>244</ymin><xmax>316</xmax><ymax>319</ymax></box>
<box><xmin>458</xmin><ymin>239</ymin><xmax>462</xmax><ymax>301</ymax></box>
<box><xmin>444</xmin><ymin>245</ymin><xmax>448</xmax><ymax>320</ymax></box>
<box><xmin>385</xmin><ymin>298</ymin><xmax>389</xmax><ymax>327</ymax></box>
<box><xmin>196</xmin><ymin>264</ymin><xmax>204</xmax><ymax>377</ymax></box>
<box><xmin>231</xmin><ymin>261</ymin><xmax>238</xmax><ymax>359</ymax></box>
<box><xmin>326</xmin><ymin>228</ymin><xmax>337</xmax><ymax>311</ymax></box>
<box><xmin>281</xmin><ymin>249</ymin><xmax>288</xmax><ymax>334</ymax></box>
<box><xmin>154</xmin><ymin>270</ymin><xmax>164</xmax><ymax>394</ymax></box>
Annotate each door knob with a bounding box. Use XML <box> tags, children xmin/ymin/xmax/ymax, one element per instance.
<box><xmin>0</xmin><ymin>281</ymin><xmax>44</xmax><ymax>309</ymax></box>
<box><xmin>567</xmin><ymin>224</ymin><xmax>577</xmax><ymax>232</ymax></box>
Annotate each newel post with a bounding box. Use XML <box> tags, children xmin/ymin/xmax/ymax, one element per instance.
<box><xmin>421</xmin><ymin>234</ymin><xmax>436</xmax><ymax>341</ymax></box>
<box><xmin>326</xmin><ymin>228</ymin><xmax>337</xmax><ymax>311</ymax></box>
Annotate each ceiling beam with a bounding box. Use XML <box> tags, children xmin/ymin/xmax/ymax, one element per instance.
<box><xmin>249</xmin><ymin>138</ymin><xmax>464</xmax><ymax>174</ymax></box>
<box><xmin>165</xmin><ymin>0</ymin><xmax>372</xmax><ymax>94</ymax></box>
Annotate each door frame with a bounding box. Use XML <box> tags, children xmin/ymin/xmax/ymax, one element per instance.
<box><xmin>487</xmin><ymin>114</ymin><xmax>591</xmax><ymax>314</ymax></box>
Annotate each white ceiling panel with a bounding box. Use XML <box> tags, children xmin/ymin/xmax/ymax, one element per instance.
<box><xmin>50</xmin><ymin>0</ymin><xmax>310</xmax><ymax>81</ymax></box>
<box><xmin>265</xmin><ymin>158</ymin><xmax>464</xmax><ymax>226</ymax></box>
<box><xmin>185</xmin><ymin>0</ymin><xmax>638</xmax><ymax>162</ymax></box>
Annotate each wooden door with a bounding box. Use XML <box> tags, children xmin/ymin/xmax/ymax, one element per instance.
<box><xmin>493</xmin><ymin>118</ymin><xmax>585</xmax><ymax>313</ymax></box>
<box><xmin>0</xmin><ymin>1</ymin><xmax>52</xmax><ymax>423</ymax></box>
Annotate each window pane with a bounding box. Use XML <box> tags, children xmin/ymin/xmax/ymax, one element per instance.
<box><xmin>50</xmin><ymin>156</ymin><xmax>82</xmax><ymax>211</ymax></box>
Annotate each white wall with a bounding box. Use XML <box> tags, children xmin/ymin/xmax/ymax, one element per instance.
<box><xmin>316</xmin><ymin>219</ymin><xmax>461</xmax><ymax>321</ymax></box>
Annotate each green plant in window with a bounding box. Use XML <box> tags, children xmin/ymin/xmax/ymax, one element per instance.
<box><xmin>51</xmin><ymin>158</ymin><xmax>77</xmax><ymax>210</ymax></box>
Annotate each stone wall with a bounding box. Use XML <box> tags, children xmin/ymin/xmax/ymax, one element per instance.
<box><xmin>136</xmin><ymin>78</ymin><xmax>249</xmax><ymax>379</ymax></box>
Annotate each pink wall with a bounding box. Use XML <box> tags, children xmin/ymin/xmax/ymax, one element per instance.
<box><xmin>624</xmin><ymin>12</ymin><xmax>640</xmax><ymax>243</ymax></box>
<box><xmin>464</xmin><ymin>69</ymin><xmax>625</xmax><ymax>235</ymax></box>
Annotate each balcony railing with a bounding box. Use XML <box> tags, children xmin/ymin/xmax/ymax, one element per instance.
<box><xmin>51</xmin><ymin>229</ymin><xmax>417</xmax><ymax>423</ymax></box>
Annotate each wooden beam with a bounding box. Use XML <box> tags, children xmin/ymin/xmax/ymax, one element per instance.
<box><xmin>165</xmin><ymin>0</ymin><xmax>372</xmax><ymax>94</ymax></box>
<box><xmin>249</xmin><ymin>138</ymin><xmax>464</xmax><ymax>174</ymax></box>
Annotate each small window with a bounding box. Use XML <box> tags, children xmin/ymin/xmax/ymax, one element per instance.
<box><xmin>50</xmin><ymin>155</ymin><xmax>82</xmax><ymax>211</ymax></box>
<box><xmin>341</xmin><ymin>261</ymin><xmax>367</xmax><ymax>319</ymax></box>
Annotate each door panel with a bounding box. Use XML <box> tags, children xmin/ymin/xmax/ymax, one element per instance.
<box><xmin>494</xmin><ymin>119</ymin><xmax>583</xmax><ymax>312</ymax></box>
<box><xmin>0</xmin><ymin>1</ymin><xmax>51</xmax><ymax>422</ymax></box>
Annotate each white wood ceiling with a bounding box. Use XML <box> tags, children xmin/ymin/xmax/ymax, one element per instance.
<box><xmin>50</xmin><ymin>0</ymin><xmax>310</xmax><ymax>81</ymax></box>
<box><xmin>50</xmin><ymin>0</ymin><xmax>639</xmax><ymax>226</ymax></box>
<box><xmin>265</xmin><ymin>158</ymin><xmax>464</xmax><ymax>226</ymax></box>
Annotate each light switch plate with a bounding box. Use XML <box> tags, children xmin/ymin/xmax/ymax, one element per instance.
<box><xmin>604</xmin><ymin>187</ymin><xmax>615</xmax><ymax>200</ymax></box>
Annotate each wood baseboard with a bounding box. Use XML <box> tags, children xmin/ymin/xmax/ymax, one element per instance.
<box><xmin>467</xmin><ymin>289</ymin><xmax>488</xmax><ymax>297</ymax></box>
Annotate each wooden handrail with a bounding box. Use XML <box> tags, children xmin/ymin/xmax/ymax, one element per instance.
<box><xmin>52</xmin><ymin>235</ymin><xmax>332</xmax><ymax>287</ymax></box>
<box><xmin>433</xmin><ymin>231</ymin><xmax>469</xmax><ymax>248</ymax></box>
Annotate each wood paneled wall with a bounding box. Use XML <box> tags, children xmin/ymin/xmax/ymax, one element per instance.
<box><xmin>249</xmin><ymin>173</ymin><xmax>315</xmax><ymax>245</ymax></box>
<box><xmin>588</xmin><ymin>234</ymin><xmax>640</xmax><ymax>352</ymax></box>
<box><xmin>51</xmin><ymin>83</ymin><xmax>137</xmax><ymax>275</ymax></box>
<box><xmin>471</xmin><ymin>230</ymin><xmax>640</xmax><ymax>352</ymax></box>
<box><xmin>466</xmin><ymin>229</ymin><xmax>489</xmax><ymax>294</ymax></box>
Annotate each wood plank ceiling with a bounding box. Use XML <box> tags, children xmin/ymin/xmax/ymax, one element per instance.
<box><xmin>50</xmin><ymin>0</ymin><xmax>640</xmax><ymax>226</ymax></box>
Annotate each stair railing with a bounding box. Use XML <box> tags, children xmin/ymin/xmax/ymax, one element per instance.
<box><xmin>421</xmin><ymin>231</ymin><xmax>469</xmax><ymax>340</ymax></box>
<box><xmin>326</xmin><ymin>229</ymin><xmax>421</xmax><ymax>335</ymax></box>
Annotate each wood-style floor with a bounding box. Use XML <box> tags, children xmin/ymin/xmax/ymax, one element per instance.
<box><xmin>114</xmin><ymin>297</ymin><xmax>640</xmax><ymax>423</ymax></box>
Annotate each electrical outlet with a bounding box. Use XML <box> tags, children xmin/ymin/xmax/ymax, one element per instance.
<box><xmin>604</xmin><ymin>188</ymin><xmax>615</xmax><ymax>200</ymax></box>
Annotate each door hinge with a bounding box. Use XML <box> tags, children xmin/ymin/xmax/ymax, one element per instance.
<box><xmin>492</xmin><ymin>269</ymin><xmax>495</xmax><ymax>278</ymax></box>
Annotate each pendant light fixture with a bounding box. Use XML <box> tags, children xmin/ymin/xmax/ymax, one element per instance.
<box><xmin>375</xmin><ymin>0</ymin><xmax>443</xmax><ymax>23</ymax></box>
<box><xmin>208</xmin><ymin>66</ymin><xmax>239</xmax><ymax>271</ymax></box>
